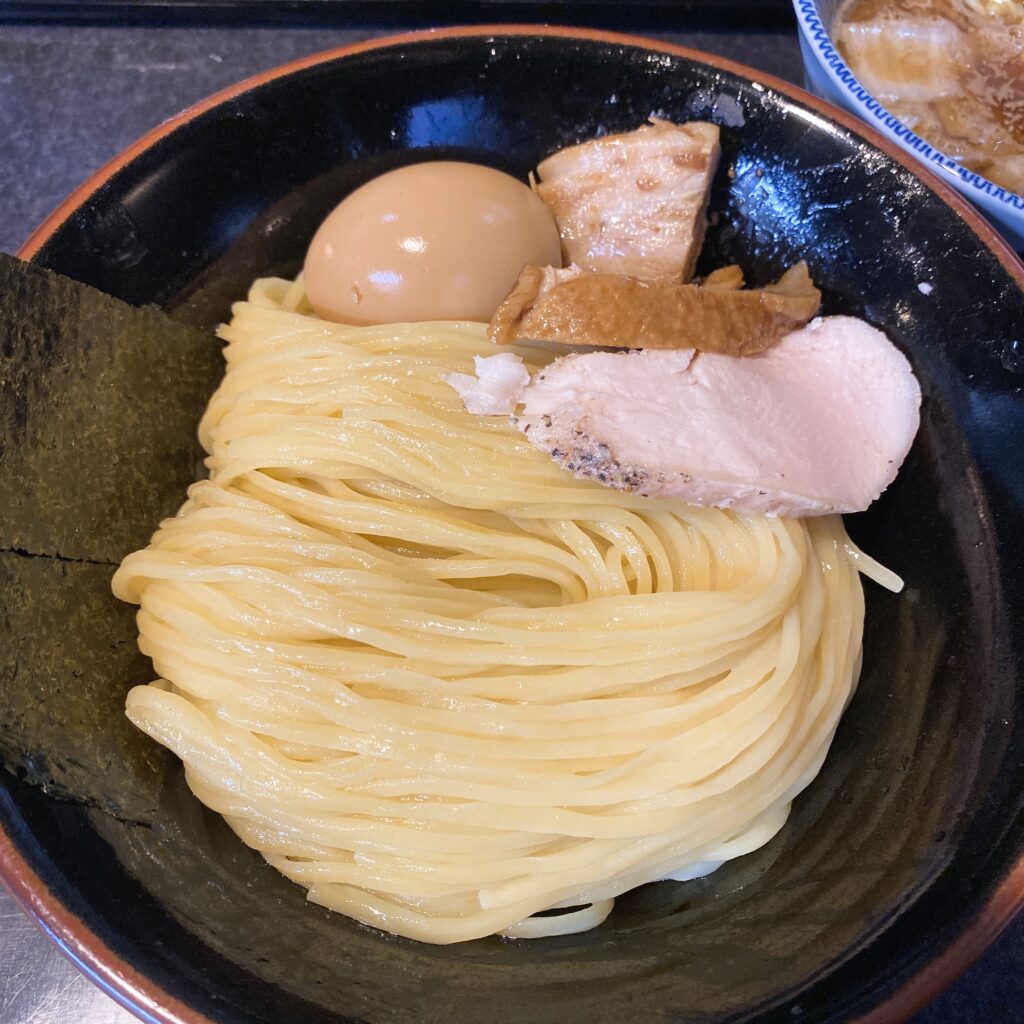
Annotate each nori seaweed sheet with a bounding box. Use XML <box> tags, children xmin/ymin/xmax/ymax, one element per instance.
<box><xmin>0</xmin><ymin>252</ymin><xmax>224</xmax><ymax>821</ymax></box>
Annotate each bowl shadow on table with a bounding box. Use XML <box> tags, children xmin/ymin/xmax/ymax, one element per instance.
<box><xmin>1</xmin><ymin>33</ymin><xmax>1021</xmax><ymax>1024</ymax></box>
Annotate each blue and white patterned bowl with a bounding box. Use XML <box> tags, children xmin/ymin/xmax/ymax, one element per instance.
<box><xmin>793</xmin><ymin>0</ymin><xmax>1024</xmax><ymax>250</ymax></box>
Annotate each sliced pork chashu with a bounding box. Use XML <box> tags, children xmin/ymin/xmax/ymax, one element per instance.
<box><xmin>536</xmin><ymin>119</ymin><xmax>721</xmax><ymax>283</ymax></box>
<box><xmin>489</xmin><ymin>262</ymin><xmax>821</xmax><ymax>355</ymax></box>
<box><xmin>835</xmin><ymin>13</ymin><xmax>967</xmax><ymax>104</ymax></box>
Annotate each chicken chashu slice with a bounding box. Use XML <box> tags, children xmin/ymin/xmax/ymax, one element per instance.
<box><xmin>516</xmin><ymin>316</ymin><xmax>921</xmax><ymax>517</ymax></box>
<box><xmin>535</xmin><ymin>119</ymin><xmax>721</xmax><ymax>282</ymax></box>
<box><xmin>488</xmin><ymin>262</ymin><xmax>821</xmax><ymax>355</ymax></box>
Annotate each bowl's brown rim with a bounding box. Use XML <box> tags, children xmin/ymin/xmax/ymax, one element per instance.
<box><xmin>4</xmin><ymin>22</ymin><xmax>1023</xmax><ymax>1024</ymax></box>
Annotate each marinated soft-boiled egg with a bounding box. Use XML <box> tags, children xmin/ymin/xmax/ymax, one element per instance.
<box><xmin>305</xmin><ymin>161</ymin><xmax>562</xmax><ymax>325</ymax></box>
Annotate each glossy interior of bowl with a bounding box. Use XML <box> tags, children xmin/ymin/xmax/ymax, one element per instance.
<box><xmin>2</xmin><ymin>28</ymin><xmax>1024</xmax><ymax>1024</ymax></box>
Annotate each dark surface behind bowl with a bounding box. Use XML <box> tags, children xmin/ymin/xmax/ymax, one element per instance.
<box><xmin>2</xmin><ymin>28</ymin><xmax>1023</xmax><ymax>1024</ymax></box>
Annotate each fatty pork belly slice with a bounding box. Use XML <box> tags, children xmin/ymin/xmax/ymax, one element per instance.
<box><xmin>517</xmin><ymin>316</ymin><xmax>921</xmax><ymax>517</ymax></box>
<box><xmin>536</xmin><ymin>119</ymin><xmax>721</xmax><ymax>283</ymax></box>
<box><xmin>835</xmin><ymin>13</ymin><xmax>967</xmax><ymax>104</ymax></box>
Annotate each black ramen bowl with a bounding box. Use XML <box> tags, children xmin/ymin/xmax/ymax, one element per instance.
<box><xmin>2</xmin><ymin>25</ymin><xmax>1023</xmax><ymax>1024</ymax></box>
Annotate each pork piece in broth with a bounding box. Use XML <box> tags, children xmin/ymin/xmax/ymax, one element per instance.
<box><xmin>835</xmin><ymin>0</ymin><xmax>1024</xmax><ymax>193</ymax></box>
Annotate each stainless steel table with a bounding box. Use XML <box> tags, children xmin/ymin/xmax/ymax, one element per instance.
<box><xmin>0</xmin><ymin>19</ymin><xmax>1021</xmax><ymax>1024</ymax></box>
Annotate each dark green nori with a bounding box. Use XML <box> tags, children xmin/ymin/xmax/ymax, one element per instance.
<box><xmin>0</xmin><ymin>252</ymin><xmax>224</xmax><ymax>821</ymax></box>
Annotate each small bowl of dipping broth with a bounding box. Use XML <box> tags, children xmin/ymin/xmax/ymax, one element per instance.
<box><xmin>793</xmin><ymin>0</ymin><xmax>1024</xmax><ymax>249</ymax></box>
